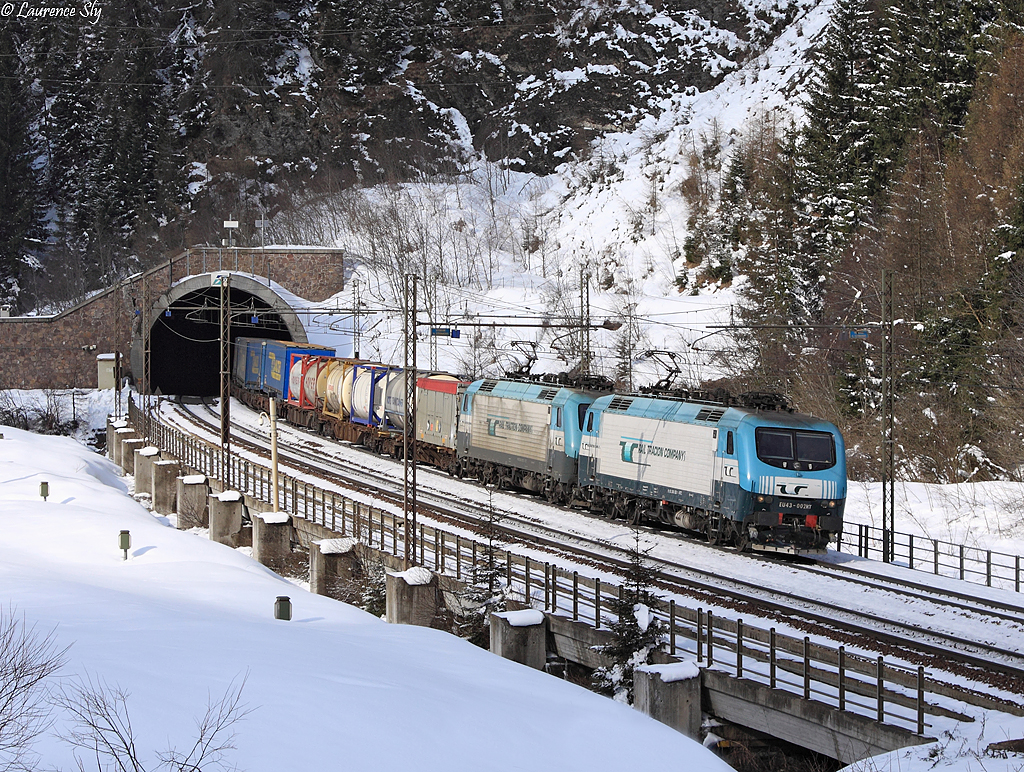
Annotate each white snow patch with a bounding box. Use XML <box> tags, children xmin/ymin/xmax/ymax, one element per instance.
<box><xmin>317</xmin><ymin>537</ymin><xmax>358</xmax><ymax>555</ymax></box>
<box><xmin>496</xmin><ymin>609</ymin><xmax>546</xmax><ymax>627</ymax></box>
<box><xmin>393</xmin><ymin>566</ymin><xmax>435</xmax><ymax>586</ymax></box>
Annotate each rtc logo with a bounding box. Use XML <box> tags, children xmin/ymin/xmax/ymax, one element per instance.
<box><xmin>620</xmin><ymin>440</ymin><xmax>639</xmax><ymax>463</ymax></box>
<box><xmin>778</xmin><ymin>483</ymin><xmax>808</xmax><ymax>495</ymax></box>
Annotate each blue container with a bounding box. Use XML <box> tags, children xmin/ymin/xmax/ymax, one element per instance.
<box><xmin>260</xmin><ymin>340</ymin><xmax>335</xmax><ymax>399</ymax></box>
<box><xmin>233</xmin><ymin>337</ymin><xmax>266</xmax><ymax>389</ymax></box>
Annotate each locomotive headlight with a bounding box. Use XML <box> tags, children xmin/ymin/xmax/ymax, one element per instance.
<box><xmin>827</xmin><ymin>500</ymin><xmax>836</xmax><ymax>508</ymax></box>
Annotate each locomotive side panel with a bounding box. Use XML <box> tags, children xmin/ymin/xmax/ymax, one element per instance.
<box><xmin>590</xmin><ymin>412</ymin><xmax>717</xmax><ymax>500</ymax></box>
<box><xmin>467</xmin><ymin>394</ymin><xmax>550</xmax><ymax>471</ymax></box>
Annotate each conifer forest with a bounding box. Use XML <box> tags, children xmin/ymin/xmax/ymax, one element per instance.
<box><xmin>1</xmin><ymin>0</ymin><xmax>1023</xmax><ymax>484</ymax></box>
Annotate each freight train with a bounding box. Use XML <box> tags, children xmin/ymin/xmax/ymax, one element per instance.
<box><xmin>231</xmin><ymin>336</ymin><xmax>846</xmax><ymax>554</ymax></box>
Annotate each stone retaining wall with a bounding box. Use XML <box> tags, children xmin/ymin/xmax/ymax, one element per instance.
<box><xmin>1</xmin><ymin>248</ymin><xmax>346</xmax><ymax>389</ymax></box>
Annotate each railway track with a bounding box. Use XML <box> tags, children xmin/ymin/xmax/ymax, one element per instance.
<box><xmin>160</xmin><ymin>397</ymin><xmax>1024</xmax><ymax>696</ymax></box>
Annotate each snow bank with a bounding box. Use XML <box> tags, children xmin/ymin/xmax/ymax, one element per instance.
<box><xmin>253</xmin><ymin>511</ymin><xmax>290</xmax><ymax>524</ymax></box>
<box><xmin>1</xmin><ymin>426</ymin><xmax>732</xmax><ymax>772</ymax></box>
<box><xmin>317</xmin><ymin>537</ymin><xmax>358</xmax><ymax>554</ymax></box>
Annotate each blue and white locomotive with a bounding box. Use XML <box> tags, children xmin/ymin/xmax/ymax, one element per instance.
<box><xmin>456</xmin><ymin>378</ymin><xmax>845</xmax><ymax>553</ymax></box>
<box><xmin>577</xmin><ymin>393</ymin><xmax>846</xmax><ymax>553</ymax></box>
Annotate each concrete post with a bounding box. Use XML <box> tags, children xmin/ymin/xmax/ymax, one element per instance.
<box><xmin>112</xmin><ymin>426</ymin><xmax>136</xmax><ymax>467</ymax></box>
<box><xmin>120</xmin><ymin>439</ymin><xmax>145</xmax><ymax>475</ymax></box>
<box><xmin>634</xmin><ymin>662</ymin><xmax>704</xmax><ymax>740</ymax></box>
<box><xmin>490</xmin><ymin>610</ymin><xmax>547</xmax><ymax>670</ymax></box>
<box><xmin>152</xmin><ymin>460</ymin><xmax>180</xmax><ymax>515</ymax></box>
<box><xmin>310</xmin><ymin>538</ymin><xmax>360</xmax><ymax>596</ymax></box>
<box><xmin>386</xmin><ymin>568</ymin><xmax>440</xmax><ymax>627</ymax></box>
<box><xmin>252</xmin><ymin>512</ymin><xmax>291</xmax><ymax>571</ymax></box>
<box><xmin>134</xmin><ymin>446</ymin><xmax>160</xmax><ymax>496</ymax></box>
<box><xmin>176</xmin><ymin>474</ymin><xmax>209</xmax><ymax>528</ymax></box>
<box><xmin>209</xmin><ymin>490</ymin><xmax>245</xmax><ymax>547</ymax></box>
<box><xmin>106</xmin><ymin>418</ymin><xmax>123</xmax><ymax>461</ymax></box>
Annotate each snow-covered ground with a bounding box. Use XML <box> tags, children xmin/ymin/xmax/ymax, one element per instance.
<box><xmin>4</xmin><ymin>382</ymin><xmax>1024</xmax><ymax>772</ymax></box>
<box><xmin>0</xmin><ymin>422</ymin><xmax>736</xmax><ymax>772</ymax></box>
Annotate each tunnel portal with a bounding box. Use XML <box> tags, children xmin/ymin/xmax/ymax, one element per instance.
<box><xmin>133</xmin><ymin>274</ymin><xmax>308</xmax><ymax>397</ymax></box>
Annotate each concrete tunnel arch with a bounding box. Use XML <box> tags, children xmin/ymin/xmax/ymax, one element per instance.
<box><xmin>131</xmin><ymin>273</ymin><xmax>309</xmax><ymax>396</ymax></box>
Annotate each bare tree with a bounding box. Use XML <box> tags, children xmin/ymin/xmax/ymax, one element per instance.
<box><xmin>54</xmin><ymin>674</ymin><xmax>251</xmax><ymax>772</ymax></box>
<box><xmin>0</xmin><ymin>608</ymin><xmax>69</xmax><ymax>772</ymax></box>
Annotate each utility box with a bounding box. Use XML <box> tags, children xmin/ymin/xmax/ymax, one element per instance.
<box><xmin>97</xmin><ymin>354</ymin><xmax>117</xmax><ymax>390</ymax></box>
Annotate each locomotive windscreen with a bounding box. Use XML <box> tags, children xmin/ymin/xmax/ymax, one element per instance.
<box><xmin>755</xmin><ymin>428</ymin><xmax>836</xmax><ymax>471</ymax></box>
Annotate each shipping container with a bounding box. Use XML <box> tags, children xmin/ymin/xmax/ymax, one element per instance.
<box><xmin>260</xmin><ymin>340</ymin><xmax>335</xmax><ymax>400</ymax></box>
<box><xmin>416</xmin><ymin>375</ymin><xmax>462</xmax><ymax>447</ymax></box>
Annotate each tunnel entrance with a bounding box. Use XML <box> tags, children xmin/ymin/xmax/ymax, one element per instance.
<box><xmin>133</xmin><ymin>274</ymin><xmax>308</xmax><ymax>397</ymax></box>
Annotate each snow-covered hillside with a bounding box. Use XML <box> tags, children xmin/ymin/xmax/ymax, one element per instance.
<box><xmin>275</xmin><ymin>0</ymin><xmax>839</xmax><ymax>389</ymax></box>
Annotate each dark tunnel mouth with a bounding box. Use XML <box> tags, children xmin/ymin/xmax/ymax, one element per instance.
<box><xmin>149</xmin><ymin>286</ymin><xmax>294</xmax><ymax>397</ymax></box>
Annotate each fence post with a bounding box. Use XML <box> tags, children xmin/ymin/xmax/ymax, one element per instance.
<box><xmin>934</xmin><ymin>540</ymin><xmax>939</xmax><ymax>576</ymax></box>
<box><xmin>456</xmin><ymin>536</ymin><xmax>461</xmax><ymax>580</ymax></box>
<box><xmin>736</xmin><ymin>619</ymin><xmax>743</xmax><ymax>678</ymax></box>
<box><xmin>551</xmin><ymin>565</ymin><xmax>558</xmax><ymax>612</ymax></box>
<box><xmin>524</xmin><ymin>557</ymin><xmax>530</xmax><ymax>603</ymax></box>
<box><xmin>769</xmin><ymin>628</ymin><xmax>776</xmax><ymax>688</ymax></box>
<box><xmin>803</xmin><ymin>637</ymin><xmax>810</xmax><ymax>699</ymax></box>
<box><xmin>1017</xmin><ymin>556</ymin><xmax>1021</xmax><ymax>594</ymax></box>
<box><xmin>986</xmin><ymin>551</ymin><xmax>992</xmax><ymax>587</ymax></box>
<box><xmin>697</xmin><ymin>608</ymin><xmax>703</xmax><ymax>662</ymax></box>
<box><xmin>669</xmin><ymin>600</ymin><xmax>676</xmax><ymax>655</ymax></box>
<box><xmin>507</xmin><ymin>551</ymin><xmax>513</xmax><ymax>589</ymax></box>
<box><xmin>877</xmin><ymin>656</ymin><xmax>885</xmax><ymax>722</ymax></box>
<box><xmin>573</xmin><ymin>572</ymin><xmax>579</xmax><ymax>621</ymax></box>
<box><xmin>838</xmin><ymin>646</ymin><xmax>846</xmax><ymax>711</ymax></box>
<box><xmin>707</xmin><ymin>611</ymin><xmax>714</xmax><ymax>666</ymax></box>
<box><xmin>543</xmin><ymin>563</ymin><xmax>550</xmax><ymax>610</ymax></box>
<box><xmin>917</xmin><ymin>665</ymin><xmax>925</xmax><ymax>735</ymax></box>
<box><xmin>909</xmin><ymin>534</ymin><xmax>914</xmax><ymax>570</ymax></box>
<box><xmin>960</xmin><ymin>545</ymin><xmax>965</xmax><ymax>580</ymax></box>
<box><xmin>595</xmin><ymin>579</ymin><xmax>601</xmax><ymax>629</ymax></box>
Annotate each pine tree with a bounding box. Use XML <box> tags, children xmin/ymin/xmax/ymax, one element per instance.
<box><xmin>0</xmin><ymin>26</ymin><xmax>43</xmax><ymax>310</ymax></box>
<box><xmin>800</xmin><ymin>0</ymin><xmax>879</xmax><ymax>238</ymax></box>
<box><xmin>593</xmin><ymin>530</ymin><xmax>666</xmax><ymax>704</ymax></box>
<box><xmin>456</xmin><ymin>489</ymin><xmax>509</xmax><ymax>647</ymax></box>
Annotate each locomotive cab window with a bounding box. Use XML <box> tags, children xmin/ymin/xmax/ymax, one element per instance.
<box><xmin>555</xmin><ymin>407</ymin><xmax>563</xmax><ymax>429</ymax></box>
<box><xmin>755</xmin><ymin>428</ymin><xmax>835</xmax><ymax>471</ymax></box>
<box><xmin>578</xmin><ymin>403</ymin><xmax>591</xmax><ymax>429</ymax></box>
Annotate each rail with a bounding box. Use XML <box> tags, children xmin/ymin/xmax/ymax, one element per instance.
<box><xmin>128</xmin><ymin>398</ymin><xmax>1002</xmax><ymax>737</ymax></box>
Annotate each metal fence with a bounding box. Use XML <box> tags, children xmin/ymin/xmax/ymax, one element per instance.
<box><xmin>837</xmin><ymin>523</ymin><xmax>1022</xmax><ymax>593</ymax></box>
<box><xmin>128</xmin><ymin>399</ymin><xmax>1008</xmax><ymax>736</ymax></box>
